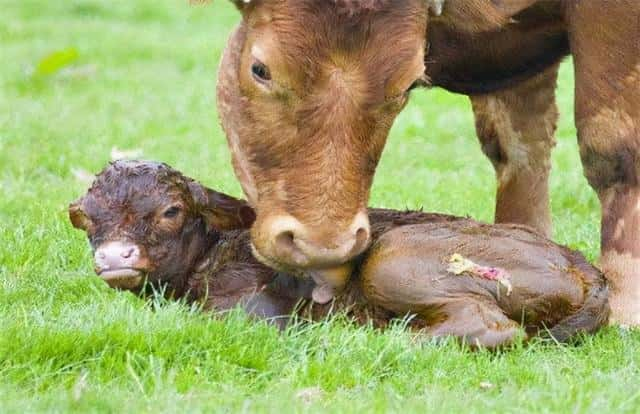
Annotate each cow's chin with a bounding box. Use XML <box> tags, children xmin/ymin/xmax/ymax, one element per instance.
<box><xmin>250</xmin><ymin>242</ymin><xmax>353</xmax><ymax>282</ymax></box>
<box><xmin>250</xmin><ymin>243</ymin><xmax>309</xmax><ymax>277</ymax></box>
<box><xmin>98</xmin><ymin>268</ymin><xmax>145</xmax><ymax>290</ymax></box>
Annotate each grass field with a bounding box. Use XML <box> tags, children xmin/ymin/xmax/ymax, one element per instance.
<box><xmin>2</xmin><ymin>1</ymin><xmax>640</xmax><ymax>412</ymax></box>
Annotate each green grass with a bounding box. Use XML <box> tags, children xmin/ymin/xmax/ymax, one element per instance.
<box><xmin>2</xmin><ymin>1</ymin><xmax>639</xmax><ymax>412</ymax></box>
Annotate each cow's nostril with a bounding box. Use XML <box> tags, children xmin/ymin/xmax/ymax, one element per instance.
<box><xmin>353</xmin><ymin>227</ymin><xmax>370</xmax><ymax>254</ymax></box>
<box><xmin>275</xmin><ymin>231</ymin><xmax>296</xmax><ymax>253</ymax></box>
<box><xmin>355</xmin><ymin>227</ymin><xmax>369</xmax><ymax>245</ymax></box>
<box><xmin>273</xmin><ymin>230</ymin><xmax>311</xmax><ymax>266</ymax></box>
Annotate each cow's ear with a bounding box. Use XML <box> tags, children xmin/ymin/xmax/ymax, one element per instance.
<box><xmin>69</xmin><ymin>198</ymin><xmax>94</xmax><ymax>233</ymax></box>
<box><xmin>188</xmin><ymin>181</ymin><xmax>256</xmax><ymax>231</ymax></box>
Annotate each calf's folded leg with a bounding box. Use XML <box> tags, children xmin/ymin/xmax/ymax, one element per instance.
<box><xmin>426</xmin><ymin>300</ymin><xmax>523</xmax><ymax>348</ymax></box>
<box><xmin>359</xmin><ymin>233</ymin><xmax>523</xmax><ymax>348</ymax></box>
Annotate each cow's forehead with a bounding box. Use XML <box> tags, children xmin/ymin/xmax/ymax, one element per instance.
<box><xmin>254</xmin><ymin>1</ymin><xmax>426</xmax><ymax>62</ymax></box>
<box><xmin>246</xmin><ymin>0</ymin><xmax>427</xmax><ymax>94</ymax></box>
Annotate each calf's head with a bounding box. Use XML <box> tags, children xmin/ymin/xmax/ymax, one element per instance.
<box><xmin>69</xmin><ymin>160</ymin><xmax>255</xmax><ymax>291</ymax></box>
<box><xmin>217</xmin><ymin>0</ymin><xmax>428</xmax><ymax>271</ymax></box>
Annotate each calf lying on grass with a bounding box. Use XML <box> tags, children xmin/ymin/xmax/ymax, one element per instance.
<box><xmin>69</xmin><ymin>161</ymin><xmax>609</xmax><ymax>347</ymax></box>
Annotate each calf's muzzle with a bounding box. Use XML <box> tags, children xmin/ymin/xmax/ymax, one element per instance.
<box><xmin>94</xmin><ymin>241</ymin><xmax>146</xmax><ymax>289</ymax></box>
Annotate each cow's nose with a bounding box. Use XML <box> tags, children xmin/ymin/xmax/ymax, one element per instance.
<box><xmin>94</xmin><ymin>241</ymin><xmax>142</xmax><ymax>273</ymax></box>
<box><xmin>257</xmin><ymin>211</ymin><xmax>370</xmax><ymax>268</ymax></box>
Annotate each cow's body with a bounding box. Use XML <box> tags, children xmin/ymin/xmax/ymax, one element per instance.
<box><xmin>215</xmin><ymin>0</ymin><xmax>640</xmax><ymax>325</ymax></box>
<box><xmin>426</xmin><ymin>0</ymin><xmax>640</xmax><ymax>325</ymax></box>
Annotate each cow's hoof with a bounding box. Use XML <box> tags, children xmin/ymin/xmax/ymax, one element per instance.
<box><xmin>608</xmin><ymin>294</ymin><xmax>640</xmax><ymax>327</ymax></box>
<box><xmin>600</xmin><ymin>251</ymin><xmax>640</xmax><ymax>327</ymax></box>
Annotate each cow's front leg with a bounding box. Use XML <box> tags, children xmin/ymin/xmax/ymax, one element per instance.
<box><xmin>568</xmin><ymin>1</ymin><xmax>640</xmax><ymax>325</ymax></box>
<box><xmin>469</xmin><ymin>64</ymin><xmax>559</xmax><ymax>237</ymax></box>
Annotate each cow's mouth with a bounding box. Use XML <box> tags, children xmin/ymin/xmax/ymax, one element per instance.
<box><xmin>97</xmin><ymin>268</ymin><xmax>145</xmax><ymax>289</ymax></box>
<box><xmin>250</xmin><ymin>243</ymin><xmax>304</xmax><ymax>275</ymax></box>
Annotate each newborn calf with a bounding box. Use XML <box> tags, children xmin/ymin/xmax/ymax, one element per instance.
<box><xmin>69</xmin><ymin>161</ymin><xmax>609</xmax><ymax>347</ymax></box>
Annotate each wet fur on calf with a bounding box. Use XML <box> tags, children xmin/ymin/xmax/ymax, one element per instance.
<box><xmin>68</xmin><ymin>160</ymin><xmax>256</xmax><ymax>298</ymax></box>
<box><xmin>70</xmin><ymin>161</ymin><xmax>609</xmax><ymax>347</ymax></box>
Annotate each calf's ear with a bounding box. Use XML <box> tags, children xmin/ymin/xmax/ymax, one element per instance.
<box><xmin>68</xmin><ymin>198</ymin><xmax>94</xmax><ymax>233</ymax></box>
<box><xmin>188</xmin><ymin>182</ymin><xmax>256</xmax><ymax>231</ymax></box>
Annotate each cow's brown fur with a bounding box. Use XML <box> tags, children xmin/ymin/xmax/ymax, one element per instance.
<box><xmin>565</xmin><ymin>1</ymin><xmax>640</xmax><ymax>324</ymax></box>
<box><xmin>426</xmin><ymin>2</ymin><xmax>568</xmax><ymax>94</ymax></box>
<box><xmin>211</xmin><ymin>0</ymin><xmax>640</xmax><ymax>325</ymax></box>
<box><xmin>69</xmin><ymin>161</ymin><xmax>609</xmax><ymax>348</ymax></box>
<box><xmin>470</xmin><ymin>63</ymin><xmax>559</xmax><ymax>236</ymax></box>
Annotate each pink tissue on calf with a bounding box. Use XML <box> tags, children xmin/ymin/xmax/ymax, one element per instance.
<box><xmin>447</xmin><ymin>254</ymin><xmax>513</xmax><ymax>295</ymax></box>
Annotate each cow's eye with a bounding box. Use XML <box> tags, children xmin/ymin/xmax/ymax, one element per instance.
<box><xmin>251</xmin><ymin>61</ymin><xmax>271</xmax><ymax>83</ymax></box>
<box><xmin>163</xmin><ymin>206</ymin><xmax>181</xmax><ymax>219</ymax></box>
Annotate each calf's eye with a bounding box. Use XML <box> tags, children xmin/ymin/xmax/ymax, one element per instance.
<box><xmin>163</xmin><ymin>206</ymin><xmax>181</xmax><ymax>219</ymax></box>
<box><xmin>251</xmin><ymin>61</ymin><xmax>271</xmax><ymax>83</ymax></box>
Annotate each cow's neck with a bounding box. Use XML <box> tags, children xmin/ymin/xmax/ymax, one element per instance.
<box><xmin>426</xmin><ymin>0</ymin><xmax>568</xmax><ymax>94</ymax></box>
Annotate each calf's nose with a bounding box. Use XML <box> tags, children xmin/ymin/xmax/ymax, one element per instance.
<box><xmin>120</xmin><ymin>246</ymin><xmax>136</xmax><ymax>259</ymax></box>
<box><xmin>258</xmin><ymin>211</ymin><xmax>371</xmax><ymax>268</ymax></box>
<box><xmin>94</xmin><ymin>241</ymin><xmax>142</xmax><ymax>273</ymax></box>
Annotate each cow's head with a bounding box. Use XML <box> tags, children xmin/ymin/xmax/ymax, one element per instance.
<box><xmin>216</xmin><ymin>0</ymin><xmax>428</xmax><ymax>271</ymax></box>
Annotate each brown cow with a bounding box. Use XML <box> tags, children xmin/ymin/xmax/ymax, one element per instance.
<box><xmin>213</xmin><ymin>0</ymin><xmax>640</xmax><ymax>326</ymax></box>
<box><xmin>69</xmin><ymin>161</ymin><xmax>608</xmax><ymax>348</ymax></box>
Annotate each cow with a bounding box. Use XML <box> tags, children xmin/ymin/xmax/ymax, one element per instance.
<box><xmin>68</xmin><ymin>160</ymin><xmax>609</xmax><ymax>348</ymax></box>
<box><xmin>212</xmin><ymin>0</ymin><xmax>640</xmax><ymax>326</ymax></box>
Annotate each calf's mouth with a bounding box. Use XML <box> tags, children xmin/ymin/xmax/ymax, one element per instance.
<box><xmin>93</xmin><ymin>240</ymin><xmax>150</xmax><ymax>290</ymax></box>
<box><xmin>96</xmin><ymin>268</ymin><xmax>145</xmax><ymax>290</ymax></box>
